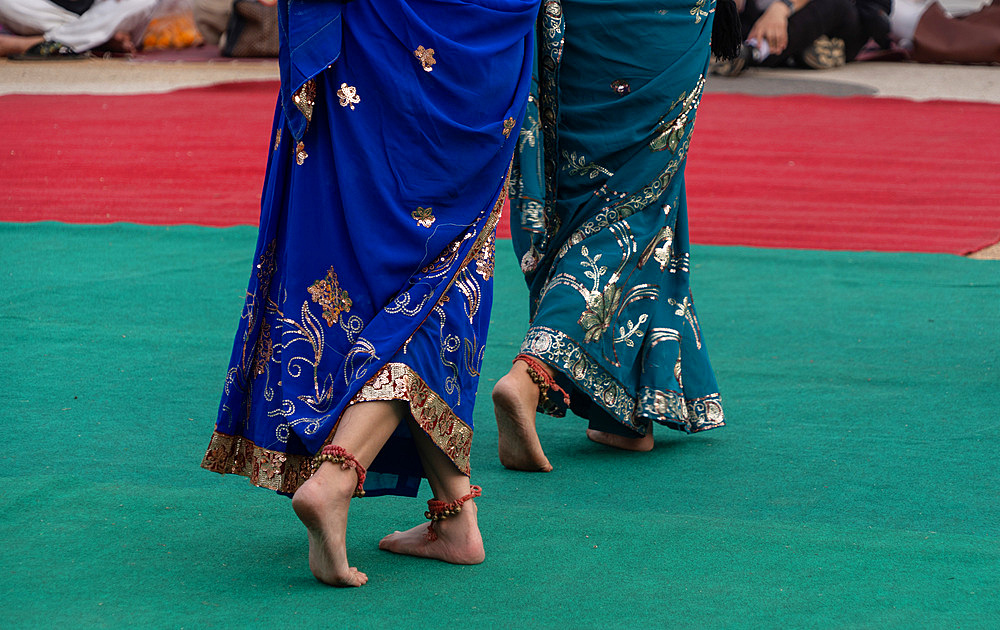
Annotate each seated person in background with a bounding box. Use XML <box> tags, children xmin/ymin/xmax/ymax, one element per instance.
<box><xmin>195</xmin><ymin>0</ymin><xmax>278</xmax><ymax>58</ymax></box>
<box><xmin>891</xmin><ymin>0</ymin><xmax>1000</xmax><ymax>64</ymax></box>
<box><xmin>0</xmin><ymin>0</ymin><xmax>156</xmax><ymax>58</ymax></box>
<box><xmin>713</xmin><ymin>0</ymin><xmax>882</xmax><ymax>74</ymax></box>
<box><xmin>192</xmin><ymin>0</ymin><xmax>228</xmax><ymax>46</ymax></box>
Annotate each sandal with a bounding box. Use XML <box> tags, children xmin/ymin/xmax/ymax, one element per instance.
<box><xmin>9</xmin><ymin>40</ymin><xmax>90</xmax><ymax>60</ymax></box>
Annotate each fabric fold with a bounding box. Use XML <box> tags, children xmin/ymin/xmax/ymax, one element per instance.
<box><xmin>204</xmin><ymin>0</ymin><xmax>538</xmax><ymax>496</ymax></box>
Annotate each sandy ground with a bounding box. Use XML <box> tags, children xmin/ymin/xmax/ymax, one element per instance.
<box><xmin>2</xmin><ymin>56</ymin><xmax>1000</xmax><ymax>103</ymax></box>
<box><xmin>0</xmin><ymin>56</ymin><xmax>278</xmax><ymax>95</ymax></box>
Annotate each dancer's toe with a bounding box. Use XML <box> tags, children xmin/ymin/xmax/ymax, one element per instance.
<box><xmin>344</xmin><ymin>568</ymin><xmax>368</xmax><ymax>587</ymax></box>
<box><xmin>378</xmin><ymin>532</ymin><xmax>401</xmax><ymax>551</ymax></box>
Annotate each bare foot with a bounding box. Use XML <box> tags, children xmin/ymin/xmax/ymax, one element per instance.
<box><xmin>0</xmin><ymin>34</ymin><xmax>44</xmax><ymax>57</ymax></box>
<box><xmin>586</xmin><ymin>428</ymin><xmax>654</xmax><ymax>452</ymax></box>
<box><xmin>291</xmin><ymin>464</ymin><xmax>368</xmax><ymax>587</ymax></box>
<box><xmin>95</xmin><ymin>31</ymin><xmax>135</xmax><ymax>54</ymax></box>
<box><xmin>493</xmin><ymin>364</ymin><xmax>553</xmax><ymax>472</ymax></box>
<box><xmin>378</xmin><ymin>501</ymin><xmax>485</xmax><ymax>564</ymax></box>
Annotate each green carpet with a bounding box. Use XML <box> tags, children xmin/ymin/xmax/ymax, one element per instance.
<box><xmin>2</xmin><ymin>222</ymin><xmax>998</xmax><ymax>628</ymax></box>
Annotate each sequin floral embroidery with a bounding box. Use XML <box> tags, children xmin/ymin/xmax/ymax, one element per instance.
<box><xmin>611</xmin><ymin>79</ymin><xmax>631</xmax><ymax>96</ymax></box>
<box><xmin>414</xmin><ymin>45</ymin><xmax>436</xmax><ymax>72</ymax></box>
<box><xmin>579</xmin><ymin>282</ymin><xmax>622</xmax><ymax>343</ymax></box>
<box><xmin>690</xmin><ymin>0</ymin><xmax>709</xmax><ymax>23</ymax></box>
<box><xmin>503</xmin><ymin>117</ymin><xmax>516</xmax><ymax>138</ymax></box>
<box><xmin>337</xmin><ymin>83</ymin><xmax>360</xmax><ymax>110</ymax></box>
<box><xmin>412</xmin><ymin>206</ymin><xmax>436</xmax><ymax>228</ymax></box>
<box><xmin>295</xmin><ymin>141</ymin><xmax>308</xmax><ymax>165</ymax></box>
<box><xmin>307</xmin><ymin>267</ymin><xmax>353</xmax><ymax>326</ymax></box>
<box><xmin>293</xmin><ymin>80</ymin><xmax>317</xmax><ymax>123</ymax></box>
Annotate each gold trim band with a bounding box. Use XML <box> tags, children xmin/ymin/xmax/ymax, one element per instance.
<box><xmin>201</xmin><ymin>362</ymin><xmax>474</xmax><ymax>494</ymax></box>
<box><xmin>350</xmin><ymin>362</ymin><xmax>473</xmax><ymax>475</ymax></box>
<box><xmin>201</xmin><ymin>432</ymin><xmax>312</xmax><ymax>495</ymax></box>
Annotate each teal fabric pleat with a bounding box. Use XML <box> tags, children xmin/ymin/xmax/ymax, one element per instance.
<box><xmin>510</xmin><ymin>0</ymin><xmax>724</xmax><ymax>436</ymax></box>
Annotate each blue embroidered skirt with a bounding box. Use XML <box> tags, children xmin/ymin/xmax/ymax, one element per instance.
<box><xmin>509</xmin><ymin>0</ymin><xmax>725</xmax><ymax>437</ymax></box>
<box><xmin>202</xmin><ymin>0</ymin><xmax>539</xmax><ymax>497</ymax></box>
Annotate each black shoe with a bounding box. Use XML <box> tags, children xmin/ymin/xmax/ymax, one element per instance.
<box><xmin>801</xmin><ymin>36</ymin><xmax>846</xmax><ymax>69</ymax></box>
<box><xmin>710</xmin><ymin>44</ymin><xmax>754</xmax><ymax>77</ymax></box>
<box><xmin>8</xmin><ymin>40</ymin><xmax>90</xmax><ymax>60</ymax></box>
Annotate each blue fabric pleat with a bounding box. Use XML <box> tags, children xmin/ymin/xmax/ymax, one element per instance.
<box><xmin>208</xmin><ymin>0</ymin><xmax>540</xmax><ymax>497</ymax></box>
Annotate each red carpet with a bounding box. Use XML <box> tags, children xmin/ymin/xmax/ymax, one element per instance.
<box><xmin>1</xmin><ymin>81</ymin><xmax>276</xmax><ymax>227</ymax></box>
<box><xmin>687</xmin><ymin>93</ymin><xmax>1000</xmax><ymax>254</ymax></box>
<box><xmin>2</xmin><ymin>82</ymin><xmax>998</xmax><ymax>254</ymax></box>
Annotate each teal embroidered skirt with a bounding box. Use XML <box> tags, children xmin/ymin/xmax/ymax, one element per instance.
<box><xmin>510</xmin><ymin>0</ymin><xmax>725</xmax><ymax>437</ymax></box>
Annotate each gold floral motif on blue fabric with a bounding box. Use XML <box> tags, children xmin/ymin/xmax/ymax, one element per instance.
<box><xmin>414</xmin><ymin>45</ymin><xmax>436</xmax><ymax>72</ymax></box>
<box><xmin>308</xmin><ymin>267</ymin><xmax>353</xmax><ymax>327</ymax></box>
<box><xmin>503</xmin><ymin>117</ymin><xmax>517</xmax><ymax>138</ymax></box>
<box><xmin>337</xmin><ymin>83</ymin><xmax>360</xmax><ymax>110</ymax></box>
<box><xmin>412</xmin><ymin>206</ymin><xmax>436</xmax><ymax>228</ymax></box>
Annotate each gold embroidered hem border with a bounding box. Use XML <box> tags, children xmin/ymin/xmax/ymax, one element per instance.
<box><xmin>637</xmin><ymin>387</ymin><xmax>725</xmax><ymax>433</ymax></box>
<box><xmin>454</xmin><ymin>167</ymin><xmax>507</xmax><ymax>285</ymax></box>
<box><xmin>520</xmin><ymin>325</ymin><xmax>724</xmax><ymax>434</ymax></box>
<box><xmin>201</xmin><ymin>361</ymin><xmax>473</xmax><ymax>493</ymax></box>
<box><xmin>201</xmin><ymin>432</ymin><xmax>313</xmax><ymax>494</ymax></box>
<box><xmin>349</xmin><ymin>362</ymin><xmax>473</xmax><ymax>475</ymax></box>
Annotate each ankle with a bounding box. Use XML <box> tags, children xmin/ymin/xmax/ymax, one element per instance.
<box><xmin>513</xmin><ymin>356</ymin><xmax>552</xmax><ymax>379</ymax></box>
<box><xmin>513</xmin><ymin>354</ymin><xmax>570</xmax><ymax>413</ymax></box>
<box><xmin>314</xmin><ymin>444</ymin><xmax>367</xmax><ymax>497</ymax></box>
<box><xmin>433</xmin><ymin>502</ymin><xmax>478</xmax><ymax>532</ymax></box>
<box><xmin>302</xmin><ymin>463</ymin><xmax>358</xmax><ymax>501</ymax></box>
<box><xmin>425</xmin><ymin>486</ymin><xmax>481</xmax><ymax>541</ymax></box>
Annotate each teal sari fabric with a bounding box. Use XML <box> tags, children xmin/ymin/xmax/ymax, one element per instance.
<box><xmin>510</xmin><ymin>0</ymin><xmax>725</xmax><ymax>436</ymax></box>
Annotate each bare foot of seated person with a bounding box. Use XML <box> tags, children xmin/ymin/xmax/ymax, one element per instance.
<box><xmin>0</xmin><ymin>34</ymin><xmax>44</xmax><ymax>57</ymax></box>
<box><xmin>93</xmin><ymin>31</ymin><xmax>136</xmax><ymax>55</ymax></box>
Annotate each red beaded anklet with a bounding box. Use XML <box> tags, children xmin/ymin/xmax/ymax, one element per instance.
<box><xmin>313</xmin><ymin>444</ymin><xmax>367</xmax><ymax>497</ymax></box>
<box><xmin>515</xmin><ymin>353</ymin><xmax>571</xmax><ymax>408</ymax></box>
<box><xmin>424</xmin><ymin>485</ymin><xmax>482</xmax><ymax>541</ymax></box>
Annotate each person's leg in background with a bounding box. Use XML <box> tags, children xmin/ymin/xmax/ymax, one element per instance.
<box><xmin>757</xmin><ymin>0</ymin><xmax>867</xmax><ymax>67</ymax></box>
<box><xmin>46</xmin><ymin>0</ymin><xmax>157</xmax><ymax>53</ymax></box>
<box><xmin>192</xmin><ymin>0</ymin><xmax>231</xmax><ymax>46</ymax></box>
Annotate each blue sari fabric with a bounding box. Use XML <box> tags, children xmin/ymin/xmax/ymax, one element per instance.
<box><xmin>202</xmin><ymin>0</ymin><xmax>539</xmax><ymax>497</ymax></box>
<box><xmin>510</xmin><ymin>0</ymin><xmax>725</xmax><ymax>437</ymax></box>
